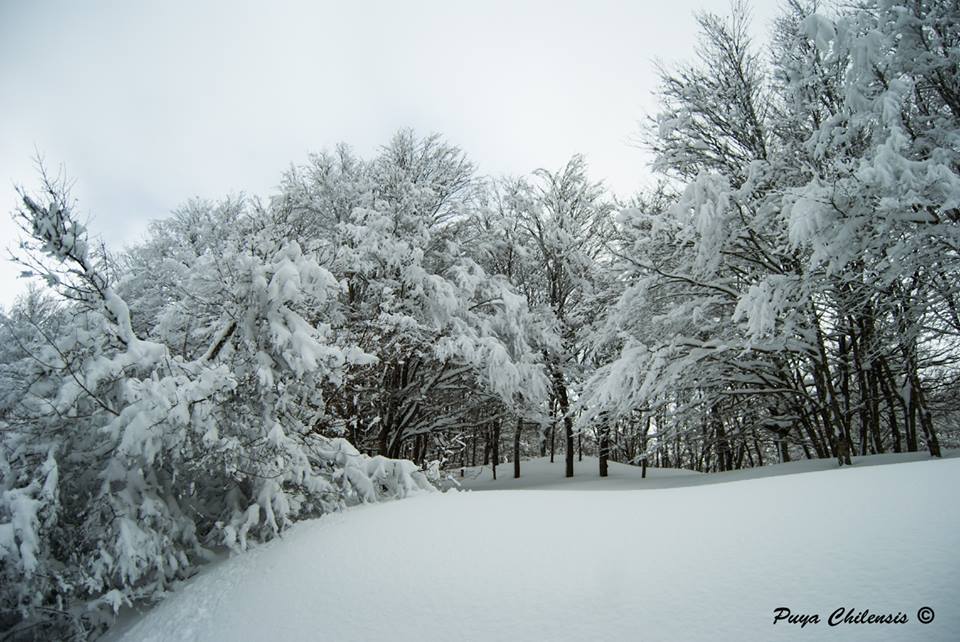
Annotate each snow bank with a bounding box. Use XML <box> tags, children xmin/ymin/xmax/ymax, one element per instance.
<box><xmin>113</xmin><ymin>457</ymin><xmax>960</xmax><ymax>641</ymax></box>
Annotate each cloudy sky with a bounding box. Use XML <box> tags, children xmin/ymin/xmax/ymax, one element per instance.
<box><xmin>0</xmin><ymin>0</ymin><xmax>779</xmax><ymax>308</ymax></box>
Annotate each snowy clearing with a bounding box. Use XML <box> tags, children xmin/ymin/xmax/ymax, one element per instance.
<box><xmin>450</xmin><ymin>451</ymin><xmax>957</xmax><ymax>491</ymax></box>
<box><xmin>113</xmin><ymin>455</ymin><xmax>960</xmax><ymax>642</ymax></box>
<box><xmin>445</xmin><ymin>455</ymin><xmax>703</xmax><ymax>491</ymax></box>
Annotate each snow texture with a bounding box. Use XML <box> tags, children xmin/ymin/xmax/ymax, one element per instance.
<box><xmin>112</xmin><ymin>455</ymin><xmax>959</xmax><ymax>641</ymax></box>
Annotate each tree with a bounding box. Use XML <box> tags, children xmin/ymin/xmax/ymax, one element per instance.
<box><xmin>516</xmin><ymin>156</ymin><xmax>615</xmax><ymax>477</ymax></box>
<box><xmin>582</xmin><ymin>0</ymin><xmax>960</xmax><ymax>470</ymax></box>
<box><xmin>0</xmin><ymin>169</ymin><xmax>431</xmax><ymax>638</ymax></box>
<box><xmin>276</xmin><ymin>132</ymin><xmax>550</xmax><ymax>469</ymax></box>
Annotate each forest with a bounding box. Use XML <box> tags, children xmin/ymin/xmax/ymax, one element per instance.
<box><xmin>2</xmin><ymin>0</ymin><xmax>958</xmax><ymax>638</ymax></box>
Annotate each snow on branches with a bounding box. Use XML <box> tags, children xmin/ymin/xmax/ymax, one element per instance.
<box><xmin>0</xmin><ymin>174</ymin><xmax>434</xmax><ymax>638</ymax></box>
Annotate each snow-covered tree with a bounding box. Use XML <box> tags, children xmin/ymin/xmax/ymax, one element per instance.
<box><xmin>509</xmin><ymin>156</ymin><xmax>615</xmax><ymax>477</ymax></box>
<box><xmin>276</xmin><ymin>132</ymin><xmax>550</xmax><ymax>472</ymax></box>
<box><xmin>0</xmin><ymin>170</ymin><xmax>432</xmax><ymax>638</ymax></box>
<box><xmin>583</xmin><ymin>0</ymin><xmax>960</xmax><ymax>470</ymax></box>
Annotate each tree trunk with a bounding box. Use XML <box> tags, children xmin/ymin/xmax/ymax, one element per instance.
<box><xmin>492</xmin><ymin>420</ymin><xmax>501</xmax><ymax>480</ymax></box>
<box><xmin>412</xmin><ymin>433</ymin><xmax>423</xmax><ymax>466</ymax></box>
<box><xmin>513</xmin><ymin>418</ymin><xmax>522</xmax><ymax>479</ymax></box>
<box><xmin>838</xmin><ymin>332</ymin><xmax>855</xmax><ymax>452</ymax></box>
<box><xmin>640</xmin><ymin>416</ymin><xmax>650</xmax><ymax>478</ymax></box>
<box><xmin>778</xmin><ymin>431</ymin><xmax>791</xmax><ymax>463</ymax></box>
<box><xmin>906</xmin><ymin>382</ymin><xmax>920</xmax><ymax>452</ymax></box>
<box><xmin>877</xmin><ymin>357</ymin><xmax>902</xmax><ymax>453</ymax></box>
<box><xmin>912</xmin><ymin>376</ymin><xmax>942</xmax><ymax>458</ymax></box>
<box><xmin>482</xmin><ymin>428</ymin><xmax>491</xmax><ymax>466</ymax></box>
<box><xmin>599</xmin><ymin>416</ymin><xmax>610</xmax><ymax>478</ymax></box>
<box><xmin>549</xmin><ymin>422</ymin><xmax>556</xmax><ymax>463</ymax></box>
<box><xmin>712</xmin><ymin>404</ymin><xmax>731</xmax><ymax>472</ymax></box>
<box><xmin>799</xmin><ymin>414</ymin><xmax>828</xmax><ymax>459</ymax></box>
<box><xmin>549</xmin><ymin>365</ymin><xmax>575</xmax><ymax>477</ymax></box>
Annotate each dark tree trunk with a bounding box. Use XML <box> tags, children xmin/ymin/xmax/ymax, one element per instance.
<box><xmin>877</xmin><ymin>358</ymin><xmax>902</xmax><ymax>453</ymax></box>
<box><xmin>921</xmin><ymin>409</ymin><xmax>942</xmax><ymax>458</ymax></box>
<box><xmin>548</xmin><ymin>393</ymin><xmax>556</xmax><ymax>461</ymax></box>
<box><xmin>913</xmin><ymin>376</ymin><xmax>942</xmax><ymax>458</ymax></box>
<box><xmin>835</xmin><ymin>434</ymin><xmax>852</xmax><ymax>466</ymax></box>
<box><xmin>906</xmin><ymin>383</ymin><xmax>920</xmax><ymax>452</ymax></box>
<box><xmin>838</xmin><ymin>332</ymin><xmax>855</xmax><ymax>450</ymax></box>
<box><xmin>599</xmin><ymin>415</ymin><xmax>610</xmax><ymax>478</ymax></box>
<box><xmin>550</xmin><ymin>366</ymin><xmax>575</xmax><ymax>477</ymax></box>
<box><xmin>753</xmin><ymin>432</ymin><xmax>764</xmax><ymax>467</ymax></box>
<box><xmin>712</xmin><ymin>404</ymin><xmax>732</xmax><ymax>472</ymax></box>
<box><xmin>799</xmin><ymin>414</ymin><xmax>828</xmax><ymax>459</ymax></box>
<box><xmin>549</xmin><ymin>422</ymin><xmax>556</xmax><ymax>463</ymax></box>
<box><xmin>778</xmin><ymin>431</ymin><xmax>791</xmax><ymax>463</ymax></box>
<box><xmin>492</xmin><ymin>420</ymin><xmax>501</xmax><ymax>480</ymax></box>
<box><xmin>412</xmin><ymin>433</ymin><xmax>423</xmax><ymax>466</ymax></box>
<box><xmin>514</xmin><ymin>418</ymin><xmax>522</xmax><ymax>479</ymax></box>
<box><xmin>855</xmin><ymin>307</ymin><xmax>884</xmax><ymax>455</ymax></box>
<box><xmin>640</xmin><ymin>416</ymin><xmax>650</xmax><ymax>478</ymax></box>
<box><xmin>810</xmin><ymin>307</ymin><xmax>849</xmax><ymax>459</ymax></box>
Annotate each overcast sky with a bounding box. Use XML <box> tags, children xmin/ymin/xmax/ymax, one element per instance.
<box><xmin>0</xmin><ymin>0</ymin><xmax>780</xmax><ymax>308</ymax></box>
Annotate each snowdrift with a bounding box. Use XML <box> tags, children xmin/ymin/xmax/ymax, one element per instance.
<box><xmin>113</xmin><ymin>456</ymin><xmax>960</xmax><ymax>641</ymax></box>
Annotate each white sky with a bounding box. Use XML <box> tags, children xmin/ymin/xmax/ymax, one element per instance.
<box><xmin>0</xmin><ymin>0</ymin><xmax>780</xmax><ymax>308</ymax></box>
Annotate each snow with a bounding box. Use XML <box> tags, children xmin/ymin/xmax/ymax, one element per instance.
<box><xmin>111</xmin><ymin>454</ymin><xmax>959</xmax><ymax>641</ymax></box>
<box><xmin>451</xmin><ymin>451</ymin><xmax>957</xmax><ymax>491</ymax></box>
<box><xmin>447</xmin><ymin>455</ymin><xmax>702</xmax><ymax>491</ymax></box>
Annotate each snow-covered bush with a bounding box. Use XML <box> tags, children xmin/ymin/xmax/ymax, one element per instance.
<box><xmin>0</xmin><ymin>178</ymin><xmax>433</xmax><ymax>639</ymax></box>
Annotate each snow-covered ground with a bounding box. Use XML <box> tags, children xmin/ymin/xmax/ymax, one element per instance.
<box><xmin>451</xmin><ymin>451</ymin><xmax>956</xmax><ymax>490</ymax></box>
<box><xmin>112</xmin><ymin>454</ymin><xmax>959</xmax><ymax>641</ymax></box>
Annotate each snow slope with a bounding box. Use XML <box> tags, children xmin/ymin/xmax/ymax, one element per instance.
<box><xmin>114</xmin><ymin>457</ymin><xmax>960</xmax><ymax>642</ymax></box>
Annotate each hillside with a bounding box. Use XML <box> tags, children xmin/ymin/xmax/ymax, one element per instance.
<box><xmin>112</xmin><ymin>455</ymin><xmax>960</xmax><ymax>641</ymax></box>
